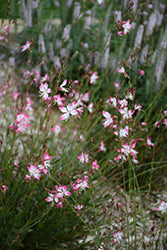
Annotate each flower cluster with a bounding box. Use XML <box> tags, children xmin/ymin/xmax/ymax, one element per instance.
<box><xmin>117</xmin><ymin>20</ymin><xmax>133</xmax><ymax>36</ymax></box>
<box><xmin>45</xmin><ymin>185</ymin><xmax>71</xmax><ymax>208</ymax></box>
<box><xmin>154</xmin><ymin>110</ymin><xmax>167</xmax><ymax>128</ymax></box>
<box><xmin>39</xmin><ymin>82</ymin><xmax>52</xmax><ymax>101</ymax></box>
<box><xmin>25</xmin><ymin>152</ymin><xmax>52</xmax><ymax>180</ymax></box>
<box><xmin>77</xmin><ymin>152</ymin><xmax>89</xmax><ymax>164</ymax></box>
<box><xmin>112</xmin><ymin>230</ymin><xmax>123</xmax><ymax>243</ymax></box>
<box><xmin>25</xmin><ymin>163</ymin><xmax>41</xmax><ymax>180</ymax></box>
<box><xmin>0</xmin><ymin>22</ymin><xmax>10</xmax><ymax>45</ymax></box>
<box><xmin>102</xmin><ymin>68</ymin><xmax>156</xmax><ymax>165</ymax></box>
<box><xmin>15</xmin><ymin>112</ymin><xmax>30</xmax><ymax>133</ymax></box>
<box><xmin>116</xmin><ymin>141</ymin><xmax>138</xmax><ymax>163</ymax></box>
<box><xmin>72</xmin><ymin>175</ymin><xmax>90</xmax><ymax>192</ymax></box>
<box><xmin>59</xmin><ymin>103</ymin><xmax>80</xmax><ymax>120</ymax></box>
<box><xmin>73</xmin><ymin>204</ymin><xmax>83</xmax><ymax>216</ymax></box>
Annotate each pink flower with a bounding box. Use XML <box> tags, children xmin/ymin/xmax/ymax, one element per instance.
<box><xmin>116</xmin><ymin>141</ymin><xmax>138</xmax><ymax>162</ymax></box>
<box><xmin>73</xmin><ymin>176</ymin><xmax>90</xmax><ymax>192</ymax></box>
<box><xmin>38</xmin><ymin>164</ymin><xmax>48</xmax><ymax>174</ymax></box>
<box><xmin>117</xmin><ymin>31</ymin><xmax>124</xmax><ymax>37</ymax></box>
<box><xmin>41</xmin><ymin>73</ymin><xmax>49</xmax><ymax>83</ymax></box>
<box><xmin>9</xmin><ymin>123</ymin><xmax>16</xmax><ymax>133</ymax></box>
<box><xmin>90</xmin><ymin>72</ymin><xmax>99</xmax><ymax>84</ymax></box>
<box><xmin>110</xmin><ymin>97</ymin><xmax>117</xmax><ymax>108</ymax></box>
<box><xmin>139</xmin><ymin>69</ymin><xmax>145</xmax><ymax>75</ymax></box>
<box><xmin>55</xmin><ymin>185</ymin><xmax>71</xmax><ymax>199</ymax></box>
<box><xmin>42</xmin><ymin>152</ymin><xmax>52</xmax><ymax>161</ymax></box>
<box><xmin>115</xmin><ymin>154</ymin><xmax>126</xmax><ymax>162</ymax></box>
<box><xmin>91</xmin><ymin>159</ymin><xmax>99</xmax><ymax>170</ymax></box>
<box><xmin>114</xmin><ymin>126</ymin><xmax>129</xmax><ymax>138</ymax></box>
<box><xmin>45</xmin><ymin>193</ymin><xmax>58</xmax><ymax>203</ymax></box>
<box><xmin>103</xmin><ymin>111</ymin><xmax>115</xmax><ymax>128</ymax></box>
<box><xmin>41</xmin><ymin>152</ymin><xmax>52</xmax><ymax>169</ymax></box>
<box><xmin>87</xmin><ymin>102</ymin><xmax>94</xmax><ymax>113</ymax></box>
<box><xmin>0</xmin><ymin>34</ymin><xmax>5</xmax><ymax>41</ymax></box>
<box><xmin>59</xmin><ymin>79</ymin><xmax>68</xmax><ymax>93</ymax></box>
<box><xmin>76</xmin><ymin>106</ymin><xmax>84</xmax><ymax>114</ymax></box>
<box><xmin>126</xmin><ymin>92</ymin><xmax>133</xmax><ymax>101</ymax></box>
<box><xmin>15</xmin><ymin>112</ymin><xmax>30</xmax><ymax>132</ymax></box>
<box><xmin>27</xmin><ymin>163</ymin><xmax>41</xmax><ymax>180</ymax></box>
<box><xmin>45</xmin><ymin>192</ymin><xmax>62</xmax><ymax>207</ymax></box>
<box><xmin>98</xmin><ymin>245</ymin><xmax>104</xmax><ymax>250</ymax></box>
<box><xmin>114</xmin><ymin>82</ymin><xmax>120</xmax><ymax>91</ymax></box>
<box><xmin>2</xmin><ymin>24</ymin><xmax>9</xmax><ymax>35</ymax></box>
<box><xmin>14</xmin><ymin>160</ymin><xmax>19</xmax><ymax>168</ymax></box>
<box><xmin>146</xmin><ymin>137</ymin><xmax>154</xmax><ymax>147</ymax></box>
<box><xmin>24</xmin><ymin>174</ymin><xmax>31</xmax><ymax>181</ymax></box>
<box><xmin>59</xmin><ymin>103</ymin><xmax>78</xmax><ymax>120</ymax></box>
<box><xmin>73</xmin><ymin>92</ymin><xmax>83</xmax><ymax>107</ymax></box>
<box><xmin>118</xmin><ymin>107</ymin><xmax>132</xmax><ymax>119</ymax></box>
<box><xmin>39</xmin><ymin>82</ymin><xmax>52</xmax><ymax>100</ymax></box>
<box><xmin>117</xmin><ymin>67</ymin><xmax>128</xmax><ymax>78</ymax></box>
<box><xmin>73</xmin><ymin>204</ymin><xmax>83</xmax><ymax>216</ymax></box>
<box><xmin>118</xmin><ymin>99</ymin><xmax>128</xmax><ymax>108</ymax></box>
<box><xmin>97</xmin><ymin>0</ymin><xmax>103</xmax><ymax>4</ymax></box>
<box><xmin>134</xmin><ymin>104</ymin><xmax>142</xmax><ymax>111</ymax></box>
<box><xmin>56</xmin><ymin>201</ymin><xmax>63</xmax><ymax>208</ymax></box>
<box><xmin>122</xmin><ymin>142</ymin><xmax>137</xmax><ymax>156</ymax></box>
<box><xmin>156</xmin><ymin>201</ymin><xmax>167</xmax><ymax>213</ymax></box>
<box><xmin>1</xmin><ymin>185</ymin><xmax>8</xmax><ymax>194</ymax></box>
<box><xmin>98</xmin><ymin>140</ymin><xmax>106</xmax><ymax>152</ymax></box>
<box><xmin>120</xmin><ymin>126</ymin><xmax>129</xmax><ymax>137</ymax></box>
<box><xmin>117</xmin><ymin>202</ymin><xmax>125</xmax><ymax>208</ymax></box>
<box><xmin>122</xmin><ymin>20</ymin><xmax>133</xmax><ymax>34</ymax></box>
<box><xmin>31</xmin><ymin>70</ymin><xmax>41</xmax><ymax>85</ymax></box>
<box><xmin>155</xmin><ymin>121</ymin><xmax>160</xmax><ymax>128</ymax></box>
<box><xmin>112</xmin><ymin>230</ymin><xmax>123</xmax><ymax>243</ymax></box>
<box><xmin>51</xmin><ymin>124</ymin><xmax>62</xmax><ymax>135</ymax></box>
<box><xmin>77</xmin><ymin>152</ymin><xmax>89</xmax><ymax>163</ymax></box>
<box><xmin>12</xmin><ymin>92</ymin><xmax>19</xmax><ymax>101</ymax></box>
<box><xmin>163</xmin><ymin>118</ymin><xmax>167</xmax><ymax>127</ymax></box>
<box><xmin>53</xmin><ymin>94</ymin><xmax>65</xmax><ymax>106</ymax></box>
<box><xmin>23</xmin><ymin>70</ymin><xmax>33</xmax><ymax>79</ymax></box>
<box><xmin>139</xmin><ymin>122</ymin><xmax>147</xmax><ymax>131</ymax></box>
<box><xmin>25</xmin><ymin>96</ymin><xmax>33</xmax><ymax>112</ymax></box>
<box><xmin>21</xmin><ymin>40</ymin><xmax>31</xmax><ymax>52</ymax></box>
<box><xmin>82</xmin><ymin>92</ymin><xmax>89</xmax><ymax>102</ymax></box>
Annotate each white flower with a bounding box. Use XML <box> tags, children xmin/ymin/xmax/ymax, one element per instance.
<box><xmin>118</xmin><ymin>107</ymin><xmax>132</xmax><ymax>119</ymax></box>
<box><xmin>39</xmin><ymin>83</ymin><xmax>52</xmax><ymax>100</ymax></box>
<box><xmin>97</xmin><ymin>0</ymin><xmax>103</xmax><ymax>4</ymax></box>
<box><xmin>27</xmin><ymin>163</ymin><xmax>41</xmax><ymax>180</ymax></box>
<box><xmin>51</xmin><ymin>124</ymin><xmax>62</xmax><ymax>135</ymax></box>
<box><xmin>156</xmin><ymin>201</ymin><xmax>167</xmax><ymax>213</ymax></box>
<box><xmin>112</xmin><ymin>230</ymin><xmax>123</xmax><ymax>243</ymax></box>
<box><xmin>90</xmin><ymin>72</ymin><xmax>99</xmax><ymax>84</ymax></box>
<box><xmin>59</xmin><ymin>79</ymin><xmax>68</xmax><ymax>93</ymax></box>
<box><xmin>87</xmin><ymin>102</ymin><xmax>94</xmax><ymax>113</ymax></box>
<box><xmin>21</xmin><ymin>40</ymin><xmax>31</xmax><ymax>52</ymax></box>
<box><xmin>119</xmin><ymin>126</ymin><xmax>129</xmax><ymax>138</ymax></box>
<box><xmin>146</xmin><ymin>137</ymin><xmax>154</xmax><ymax>147</ymax></box>
<box><xmin>59</xmin><ymin>103</ymin><xmax>78</xmax><ymax>120</ymax></box>
<box><xmin>103</xmin><ymin>111</ymin><xmax>115</xmax><ymax>127</ymax></box>
<box><xmin>122</xmin><ymin>20</ymin><xmax>133</xmax><ymax>34</ymax></box>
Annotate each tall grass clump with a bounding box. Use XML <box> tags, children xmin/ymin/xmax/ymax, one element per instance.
<box><xmin>0</xmin><ymin>0</ymin><xmax>167</xmax><ymax>249</ymax></box>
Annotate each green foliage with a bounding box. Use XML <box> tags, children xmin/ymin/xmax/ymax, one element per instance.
<box><xmin>0</xmin><ymin>0</ymin><xmax>167</xmax><ymax>249</ymax></box>
<box><xmin>0</xmin><ymin>0</ymin><xmax>20</xmax><ymax>19</ymax></box>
